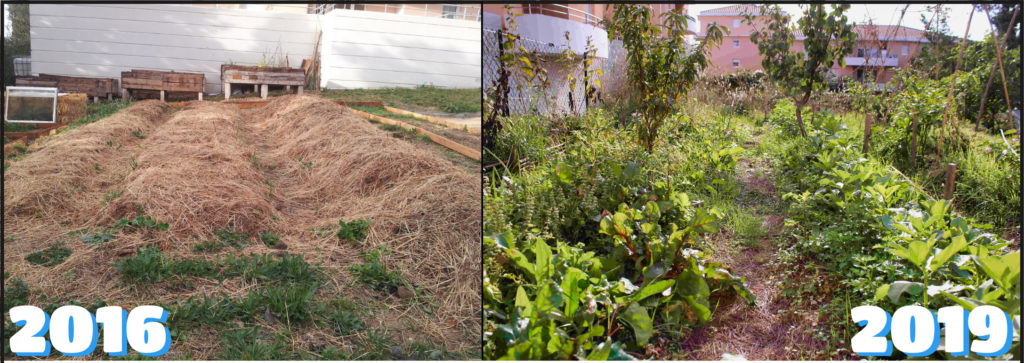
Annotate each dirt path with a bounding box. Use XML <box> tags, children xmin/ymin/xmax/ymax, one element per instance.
<box><xmin>663</xmin><ymin>140</ymin><xmax>841</xmax><ymax>360</ymax></box>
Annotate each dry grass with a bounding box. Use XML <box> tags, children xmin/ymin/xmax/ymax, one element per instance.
<box><xmin>3</xmin><ymin>96</ymin><xmax>481</xmax><ymax>358</ymax></box>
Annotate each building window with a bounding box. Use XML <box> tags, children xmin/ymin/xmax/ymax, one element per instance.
<box><xmin>733</xmin><ymin>39</ymin><xmax>740</xmax><ymax>48</ymax></box>
<box><xmin>442</xmin><ymin>4</ymin><xmax>458</xmax><ymax>19</ymax></box>
<box><xmin>733</xmin><ymin>19</ymin><xmax>740</xmax><ymax>28</ymax></box>
<box><xmin>902</xmin><ymin>45</ymin><xmax>908</xmax><ymax>56</ymax></box>
<box><xmin>732</xmin><ymin>59</ymin><xmax>740</xmax><ymax>68</ymax></box>
<box><xmin>857</xmin><ymin>48</ymin><xmax>864</xmax><ymax>57</ymax></box>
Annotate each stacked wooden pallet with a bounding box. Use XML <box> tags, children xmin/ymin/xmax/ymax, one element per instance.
<box><xmin>15</xmin><ymin>74</ymin><xmax>120</xmax><ymax>102</ymax></box>
<box><xmin>221</xmin><ymin>64</ymin><xmax>305</xmax><ymax>100</ymax></box>
<box><xmin>121</xmin><ymin>69</ymin><xmax>204</xmax><ymax>101</ymax></box>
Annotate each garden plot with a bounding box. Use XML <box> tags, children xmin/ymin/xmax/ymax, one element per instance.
<box><xmin>3</xmin><ymin>96</ymin><xmax>481</xmax><ymax>359</ymax></box>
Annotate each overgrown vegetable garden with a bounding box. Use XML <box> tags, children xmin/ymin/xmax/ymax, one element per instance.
<box><xmin>483</xmin><ymin>4</ymin><xmax>1019</xmax><ymax>360</ymax></box>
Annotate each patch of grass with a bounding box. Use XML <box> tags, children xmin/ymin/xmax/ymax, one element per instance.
<box><xmin>113</xmin><ymin>214</ymin><xmax>170</xmax><ymax>231</ymax></box>
<box><xmin>25</xmin><ymin>244</ymin><xmax>72</xmax><ymax>266</ymax></box>
<box><xmin>218</xmin><ymin>327</ymin><xmax>297</xmax><ymax>360</ymax></box>
<box><xmin>320</xmin><ymin>85</ymin><xmax>480</xmax><ymax>113</ymax></box>
<box><xmin>3</xmin><ymin>278</ymin><xmax>29</xmax><ymax>310</ymax></box>
<box><xmin>350</xmin><ymin>105</ymin><xmax>422</xmax><ymax>122</ymax></box>
<box><xmin>349</xmin><ymin>245</ymin><xmax>404</xmax><ymax>292</ymax></box>
<box><xmin>114</xmin><ymin>246</ymin><xmax>218</xmax><ymax>283</ymax></box>
<box><xmin>103</xmin><ymin>189</ymin><xmax>124</xmax><ymax>204</ymax></box>
<box><xmin>336</xmin><ymin>219</ymin><xmax>370</xmax><ymax>244</ymax></box>
<box><xmin>4</xmin><ymin>235</ymin><xmax>15</xmax><ymax>243</ymax></box>
<box><xmin>213</xmin><ymin>224</ymin><xmax>251</xmax><ymax>250</ymax></box>
<box><xmin>191</xmin><ymin>240</ymin><xmax>222</xmax><ymax>253</ymax></box>
<box><xmin>131</xmin><ymin>130</ymin><xmax>146</xmax><ymax>139</ymax></box>
<box><xmin>258</xmin><ymin>231</ymin><xmax>280</xmax><ymax>247</ymax></box>
<box><xmin>2</xmin><ymin>122</ymin><xmax>40</xmax><ymax>132</ymax></box>
<box><xmin>375</xmin><ymin>123</ymin><xmax>420</xmax><ymax>139</ymax></box>
<box><xmin>319</xmin><ymin>297</ymin><xmax>365</xmax><ymax>335</ymax></box>
<box><xmin>730</xmin><ymin>210</ymin><xmax>767</xmax><ymax>247</ymax></box>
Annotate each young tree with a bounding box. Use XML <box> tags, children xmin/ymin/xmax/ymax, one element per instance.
<box><xmin>606</xmin><ymin>5</ymin><xmax>723</xmax><ymax>152</ymax></box>
<box><xmin>3</xmin><ymin>4</ymin><xmax>31</xmax><ymax>86</ymax></box>
<box><xmin>745</xmin><ymin>4</ymin><xmax>856</xmax><ymax>137</ymax></box>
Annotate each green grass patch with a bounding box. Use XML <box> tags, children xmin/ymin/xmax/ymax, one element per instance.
<box><xmin>25</xmin><ymin>244</ymin><xmax>72</xmax><ymax>267</ymax></box>
<box><xmin>349</xmin><ymin>245</ymin><xmax>404</xmax><ymax>292</ymax></box>
<box><xmin>320</xmin><ymin>85</ymin><xmax>480</xmax><ymax>113</ymax></box>
<box><xmin>212</xmin><ymin>224</ymin><xmax>251</xmax><ymax>250</ymax></box>
<box><xmin>258</xmin><ymin>231</ymin><xmax>280</xmax><ymax>247</ymax></box>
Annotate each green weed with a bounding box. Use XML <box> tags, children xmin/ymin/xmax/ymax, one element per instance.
<box><xmin>258</xmin><ymin>231</ymin><xmax>280</xmax><ymax>247</ymax></box>
<box><xmin>348</xmin><ymin>245</ymin><xmax>404</xmax><ymax>292</ymax></box>
<box><xmin>103</xmin><ymin>189</ymin><xmax>124</xmax><ymax>204</ymax></box>
<box><xmin>25</xmin><ymin>244</ymin><xmax>72</xmax><ymax>267</ymax></box>
<box><xmin>336</xmin><ymin>219</ymin><xmax>370</xmax><ymax>244</ymax></box>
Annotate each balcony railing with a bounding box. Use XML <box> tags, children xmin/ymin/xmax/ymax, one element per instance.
<box><xmin>509</xmin><ymin>4</ymin><xmax>602</xmax><ymax>27</ymax></box>
<box><xmin>845</xmin><ymin>56</ymin><xmax>899</xmax><ymax>67</ymax></box>
<box><xmin>311</xmin><ymin>3</ymin><xmax>481</xmax><ymax>21</ymax></box>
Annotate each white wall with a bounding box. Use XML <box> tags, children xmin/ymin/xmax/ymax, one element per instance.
<box><xmin>321</xmin><ymin>9</ymin><xmax>480</xmax><ymax>89</ymax></box>
<box><xmin>30</xmin><ymin>3</ymin><xmax>319</xmax><ymax>94</ymax></box>
<box><xmin>29</xmin><ymin>4</ymin><xmax>482</xmax><ymax>93</ymax></box>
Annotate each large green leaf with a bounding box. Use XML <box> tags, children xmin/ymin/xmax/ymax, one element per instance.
<box><xmin>886</xmin><ymin>281</ymin><xmax>924</xmax><ymax>303</ymax></box>
<box><xmin>620</xmin><ymin>302</ymin><xmax>653</xmax><ymax>346</ymax></box>
<box><xmin>561</xmin><ymin>267</ymin><xmax>586</xmax><ymax>319</ymax></box>
<box><xmin>533</xmin><ymin>239</ymin><xmax>553</xmax><ymax>280</ymax></box>
<box><xmin>634</xmin><ymin>279</ymin><xmax>674</xmax><ymax>302</ymax></box>
<box><xmin>929</xmin><ymin>234</ymin><xmax>967</xmax><ymax>272</ymax></box>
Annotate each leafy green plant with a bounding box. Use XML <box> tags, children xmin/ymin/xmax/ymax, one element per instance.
<box><xmin>25</xmin><ymin>244</ymin><xmax>72</xmax><ymax>267</ymax></box>
<box><xmin>258</xmin><ymin>231</ymin><xmax>280</xmax><ymax>247</ymax></box>
<box><xmin>131</xmin><ymin>130</ymin><xmax>145</xmax><ymax>139</ymax></box>
<box><xmin>606</xmin><ymin>4</ymin><xmax>724</xmax><ymax>151</ymax></box>
<box><xmin>213</xmin><ymin>224</ymin><xmax>250</xmax><ymax>250</ymax></box>
<box><xmin>192</xmin><ymin>240</ymin><xmax>222</xmax><ymax>253</ymax></box>
<box><xmin>349</xmin><ymin>245</ymin><xmax>404</xmax><ymax>292</ymax></box>
<box><xmin>336</xmin><ymin>219</ymin><xmax>370</xmax><ymax>244</ymax></box>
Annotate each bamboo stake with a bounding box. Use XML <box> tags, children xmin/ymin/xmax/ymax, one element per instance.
<box><xmin>911</xmin><ymin>114</ymin><xmax>919</xmax><ymax>164</ymax></box>
<box><xmin>974</xmin><ymin>5</ymin><xmax>1015</xmax><ymax>130</ymax></box>
<box><xmin>938</xmin><ymin>4</ymin><xmax>975</xmax><ymax>161</ymax></box>
<box><xmin>982</xmin><ymin>5</ymin><xmax>1014</xmax><ymax>111</ymax></box>
<box><xmin>863</xmin><ymin>113</ymin><xmax>872</xmax><ymax>154</ymax></box>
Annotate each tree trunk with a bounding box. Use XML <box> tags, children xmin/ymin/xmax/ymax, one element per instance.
<box><xmin>976</xmin><ymin>62</ymin><xmax>998</xmax><ymax>131</ymax></box>
<box><xmin>795</xmin><ymin>93</ymin><xmax>811</xmax><ymax>138</ymax></box>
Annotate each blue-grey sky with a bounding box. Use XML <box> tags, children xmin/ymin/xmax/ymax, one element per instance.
<box><xmin>690</xmin><ymin>4</ymin><xmax>997</xmax><ymax>41</ymax></box>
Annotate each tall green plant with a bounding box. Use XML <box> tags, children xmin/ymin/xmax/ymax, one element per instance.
<box><xmin>745</xmin><ymin>4</ymin><xmax>857</xmax><ymax>137</ymax></box>
<box><xmin>606</xmin><ymin>5</ymin><xmax>723</xmax><ymax>152</ymax></box>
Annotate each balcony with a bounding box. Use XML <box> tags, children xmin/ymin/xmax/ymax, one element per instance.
<box><xmin>846</xmin><ymin>49</ymin><xmax>899</xmax><ymax>67</ymax></box>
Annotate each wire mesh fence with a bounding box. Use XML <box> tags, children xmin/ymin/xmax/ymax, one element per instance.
<box><xmin>483</xmin><ymin>28</ymin><xmax>594</xmax><ymax>117</ymax></box>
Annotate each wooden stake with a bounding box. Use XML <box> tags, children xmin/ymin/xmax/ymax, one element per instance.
<box><xmin>160</xmin><ymin>90</ymin><xmax>165</xmax><ymax>102</ymax></box>
<box><xmin>224</xmin><ymin>83</ymin><xmax>231</xmax><ymax>100</ymax></box>
<box><xmin>943</xmin><ymin>163</ymin><xmax>957</xmax><ymax>200</ymax></box>
<box><xmin>911</xmin><ymin>114</ymin><xmax>919</xmax><ymax>164</ymax></box>
<box><xmin>976</xmin><ymin>5</ymin><xmax>1019</xmax><ymax>130</ymax></box>
<box><xmin>983</xmin><ymin>4</ymin><xmax>1015</xmax><ymax>111</ymax></box>
<box><xmin>938</xmin><ymin>5</ymin><xmax>974</xmax><ymax>161</ymax></box>
<box><xmin>863</xmin><ymin>113</ymin><xmax>872</xmax><ymax>154</ymax></box>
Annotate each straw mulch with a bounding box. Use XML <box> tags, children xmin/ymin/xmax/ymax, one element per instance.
<box><xmin>3</xmin><ymin>96</ymin><xmax>481</xmax><ymax>356</ymax></box>
<box><xmin>108</xmin><ymin>102</ymin><xmax>277</xmax><ymax>239</ymax></box>
<box><xmin>4</xmin><ymin>100</ymin><xmax>169</xmax><ymax>220</ymax></box>
<box><xmin>242</xmin><ymin>95</ymin><xmax>481</xmax><ymax>350</ymax></box>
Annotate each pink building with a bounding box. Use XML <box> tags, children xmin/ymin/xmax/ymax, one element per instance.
<box><xmin>698</xmin><ymin>4</ymin><xmax>929</xmax><ymax>85</ymax></box>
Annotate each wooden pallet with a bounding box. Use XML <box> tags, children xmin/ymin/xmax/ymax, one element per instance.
<box><xmin>221</xmin><ymin>64</ymin><xmax>305</xmax><ymax>100</ymax></box>
<box><xmin>121</xmin><ymin>69</ymin><xmax>204</xmax><ymax>101</ymax></box>
<box><xmin>16</xmin><ymin>75</ymin><xmax>119</xmax><ymax>101</ymax></box>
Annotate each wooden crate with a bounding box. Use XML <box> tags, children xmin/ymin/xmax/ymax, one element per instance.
<box><xmin>121</xmin><ymin>69</ymin><xmax>204</xmax><ymax>101</ymax></box>
<box><xmin>17</xmin><ymin>75</ymin><xmax>119</xmax><ymax>99</ymax></box>
<box><xmin>221</xmin><ymin>64</ymin><xmax>305</xmax><ymax>100</ymax></box>
<box><xmin>221</xmin><ymin>65</ymin><xmax>305</xmax><ymax>85</ymax></box>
